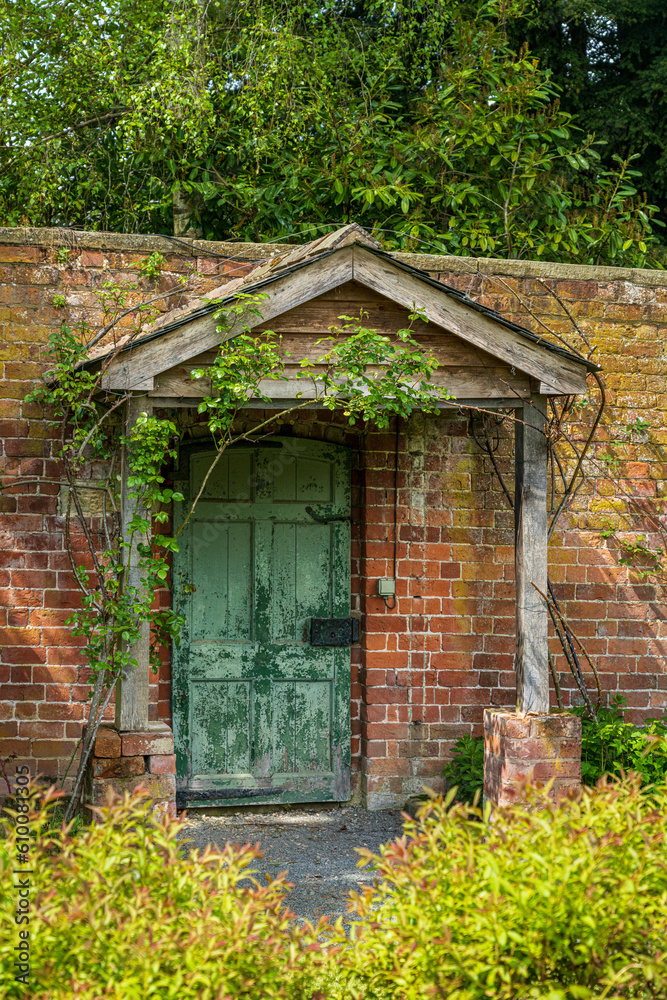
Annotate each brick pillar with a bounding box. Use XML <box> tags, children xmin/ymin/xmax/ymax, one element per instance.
<box><xmin>84</xmin><ymin>721</ymin><xmax>176</xmax><ymax>820</ymax></box>
<box><xmin>483</xmin><ymin>709</ymin><xmax>581</xmax><ymax>807</ymax></box>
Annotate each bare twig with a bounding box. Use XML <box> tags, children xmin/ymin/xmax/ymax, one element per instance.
<box><xmin>532</xmin><ymin>581</ymin><xmax>602</xmax><ymax>711</ymax></box>
<box><xmin>548</xmin><ymin>650</ymin><xmax>564</xmax><ymax>710</ymax></box>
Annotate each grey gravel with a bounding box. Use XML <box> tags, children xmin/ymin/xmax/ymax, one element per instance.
<box><xmin>179</xmin><ymin>806</ymin><xmax>405</xmax><ymax>921</ymax></box>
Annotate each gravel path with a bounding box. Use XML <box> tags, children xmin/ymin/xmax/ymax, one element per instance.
<box><xmin>180</xmin><ymin>806</ymin><xmax>405</xmax><ymax>921</ymax></box>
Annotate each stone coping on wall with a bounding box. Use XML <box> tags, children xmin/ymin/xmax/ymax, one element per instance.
<box><xmin>2</xmin><ymin>225</ymin><xmax>667</xmax><ymax>289</ymax></box>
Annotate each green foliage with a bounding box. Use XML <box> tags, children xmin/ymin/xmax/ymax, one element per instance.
<box><xmin>626</xmin><ymin>417</ymin><xmax>650</xmax><ymax>436</ymax></box>
<box><xmin>0</xmin><ymin>788</ymin><xmax>324</xmax><ymax>999</ymax></box>
<box><xmin>192</xmin><ymin>295</ymin><xmax>448</xmax><ymax>447</ymax></box>
<box><xmin>138</xmin><ymin>251</ymin><xmax>166</xmax><ymax>281</ymax></box>
<box><xmin>4</xmin><ymin>781</ymin><xmax>667</xmax><ymax>998</ymax></box>
<box><xmin>442</xmin><ymin>732</ymin><xmax>484</xmax><ymax>804</ymax></box>
<box><xmin>444</xmin><ymin>704</ymin><xmax>667</xmax><ymax>802</ymax></box>
<box><xmin>511</xmin><ymin>0</ymin><xmax>667</xmax><ymax>229</ymax></box>
<box><xmin>69</xmin><ymin>412</ymin><xmax>186</xmax><ymax>681</ymax></box>
<box><xmin>599</xmin><ymin>528</ymin><xmax>666</xmax><ymax>580</ymax></box>
<box><xmin>27</xmin><ymin>320</ymin><xmax>186</xmax><ymax>686</ymax></box>
<box><xmin>314</xmin><ymin>311</ymin><xmax>451</xmax><ymax>426</ymax></box>
<box><xmin>54</xmin><ymin>247</ymin><xmax>72</xmax><ymax>266</ymax></box>
<box><xmin>574</xmin><ymin>698</ymin><xmax>667</xmax><ymax>787</ymax></box>
<box><xmin>331</xmin><ymin>779</ymin><xmax>667</xmax><ymax>999</ymax></box>
<box><xmin>0</xmin><ymin>0</ymin><xmax>663</xmax><ymax>266</ymax></box>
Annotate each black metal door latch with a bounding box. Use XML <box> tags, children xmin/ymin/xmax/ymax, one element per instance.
<box><xmin>310</xmin><ymin>617</ymin><xmax>360</xmax><ymax>646</ymax></box>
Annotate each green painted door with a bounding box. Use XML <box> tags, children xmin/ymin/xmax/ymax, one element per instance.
<box><xmin>172</xmin><ymin>437</ymin><xmax>352</xmax><ymax>807</ymax></box>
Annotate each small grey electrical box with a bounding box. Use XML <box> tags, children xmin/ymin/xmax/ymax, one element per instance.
<box><xmin>377</xmin><ymin>578</ymin><xmax>396</xmax><ymax>597</ymax></box>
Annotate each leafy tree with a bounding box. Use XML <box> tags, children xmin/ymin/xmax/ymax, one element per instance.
<box><xmin>0</xmin><ymin>0</ymin><xmax>663</xmax><ymax>265</ymax></box>
<box><xmin>510</xmin><ymin>0</ymin><xmax>667</xmax><ymax>229</ymax></box>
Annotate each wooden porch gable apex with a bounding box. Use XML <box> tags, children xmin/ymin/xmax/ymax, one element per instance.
<box><xmin>90</xmin><ymin>224</ymin><xmax>596</xmax><ymax>397</ymax></box>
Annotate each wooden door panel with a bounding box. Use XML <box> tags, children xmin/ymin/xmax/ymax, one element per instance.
<box><xmin>188</xmin><ymin>644</ymin><xmax>259</xmax><ymax>680</ymax></box>
<box><xmin>191</xmin><ymin>450</ymin><xmax>253</xmax><ymax>501</ymax></box>
<box><xmin>191</xmin><ymin>521</ymin><xmax>252</xmax><ymax>641</ymax></box>
<box><xmin>190</xmin><ymin>680</ymin><xmax>252</xmax><ymax>776</ymax></box>
<box><xmin>271</xmin><ymin>522</ymin><xmax>332</xmax><ymax>640</ymax></box>
<box><xmin>271</xmin><ymin>680</ymin><xmax>332</xmax><ymax>773</ymax></box>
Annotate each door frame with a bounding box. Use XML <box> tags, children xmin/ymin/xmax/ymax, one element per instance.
<box><xmin>171</xmin><ymin>435</ymin><xmax>353</xmax><ymax>809</ymax></box>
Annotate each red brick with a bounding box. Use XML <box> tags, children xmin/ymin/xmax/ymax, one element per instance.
<box><xmin>14</xmin><ymin>702</ymin><xmax>36</xmax><ymax>719</ymax></box>
<box><xmin>93</xmin><ymin>756</ymin><xmax>145</xmax><ymax>779</ymax></box>
<box><xmin>79</xmin><ymin>251</ymin><xmax>104</xmax><ymax>267</ymax></box>
<box><xmin>33</xmin><ymin>666</ymin><xmax>79</xmax><ymax>684</ymax></box>
<box><xmin>1</xmin><ymin>646</ymin><xmax>46</xmax><ymax>664</ymax></box>
<box><xmin>39</xmin><ymin>703</ymin><xmax>83</xmax><ymax>721</ymax></box>
<box><xmin>94</xmin><ymin>726</ymin><xmax>121</xmax><ymax>758</ymax></box>
<box><xmin>0</xmin><ymin>684</ymin><xmax>45</xmax><ymax>701</ymax></box>
<box><xmin>19</xmin><ymin>721</ymin><xmax>63</xmax><ymax>738</ymax></box>
<box><xmin>149</xmin><ymin>754</ymin><xmax>176</xmax><ymax>775</ymax></box>
<box><xmin>0</xmin><ymin>246</ymin><xmax>41</xmax><ymax>263</ymax></box>
<box><xmin>32</xmin><ymin>739</ymin><xmax>78</xmax><ymax>758</ymax></box>
<box><xmin>0</xmin><ymin>627</ymin><xmax>40</xmax><ymax>645</ymax></box>
<box><xmin>121</xmin><ymin>726</ymin><xmax>173</xmax><ymax>756</ymax></box>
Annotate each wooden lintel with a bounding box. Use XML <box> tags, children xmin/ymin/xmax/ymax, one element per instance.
<box><xmin>514</xmin><ymin>394</ymin><xmax>550</xmax><ymax>715</ymax></box>
<box><xmin>149</xmin><ymin>370</ymin><xmax>532</xmax><ymax>402</ymax></box>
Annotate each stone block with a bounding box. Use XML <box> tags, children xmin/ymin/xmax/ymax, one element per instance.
<box><xmin>484</xmin><ymin>709</ymin><xmax>582</xmax><ymax>808</ymax></box>
<box><xmin>90</xmin><ymin>773</ymin><xmax>176</xmax><ymax>806</ymax></box>
<box><xmin>149</xmin><ymin>754</ymin><xmax>176</xmax><ymax>775</ymax></box>
<box><xmin>531</xmin><ymin>714</ymin><xmax>582</xmax><ymax>739</ymax></box>
<box><xmin>120</xmin><ymin>723</ymin><xmax>174</xmax><ymax>757</ymax></box>
<box><xmin>92</xmin><ymin>755</ymin><xmax>146</xmax><ymax>779</ymax></box>
<box><xmin>93</xmin><ymin>725</ymin><xmax>121</xmax><ymax>758</ymax></box>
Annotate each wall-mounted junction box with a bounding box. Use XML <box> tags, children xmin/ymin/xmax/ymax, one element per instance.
<box><xmin>377</xmin><ymin>578</ymin><xmax>396</xmax><ymax>597</ymax></box>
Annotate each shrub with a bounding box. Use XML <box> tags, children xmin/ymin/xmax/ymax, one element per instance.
<box><xmin>0</xmin><ymin>787</ymin><xmax>324</xmax><ymax>1000</ymax></box>
<box><xmin>4</xmin><ymin>781</ymin><xmax>667</xmax><ymax>999</ymax></box>
<box><xmin>575</xmin><ymin>699</ymin><xmax>667</xmax><ymax>787</ymax></box>
<box><xmin>442</xmin><ymin>733</ymin><xmax>484</xmax><ymax>804</ymax></box>
<box><xmin>331</xmin><ymin>779</ymin><xmax>667</xmax><ymax>999</ymax></box>
<box><xmin>444</xmin><ymin>702</ymin><xmax>667</xmax><ymax>801</ymax></box>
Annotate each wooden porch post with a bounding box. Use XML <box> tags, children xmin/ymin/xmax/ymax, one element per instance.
<box><xmin>514</xmin><ymin>394</ymin><xmax>549</xmax><ymax>715</ymax></box>
<box><xmin>115</xmin><ymin>394</ymin><xmax>153</xmax><ymax>731</ymax></box>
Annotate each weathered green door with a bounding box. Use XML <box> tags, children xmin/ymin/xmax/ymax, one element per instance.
<box><xmin>172</xmin><ymin>437</ymin><xmax>352</xmax><ymax>808</ymax></box>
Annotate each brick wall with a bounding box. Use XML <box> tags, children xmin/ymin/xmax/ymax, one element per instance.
<box><xmin>1</xmin><ymin>227</ymin><xmax>666</xmax><ymax>807</ymax></box>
